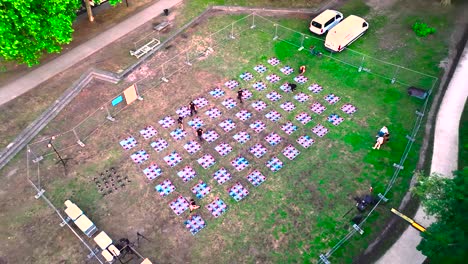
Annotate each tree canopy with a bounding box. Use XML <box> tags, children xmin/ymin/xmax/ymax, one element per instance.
<box><xmin>413</xmin><ymin>169</ymin><xmax>468</xmax><ymax>263</ymax></box>
<box><xmin>0</xmin><ymin>0</ymin><xmax>81</xmax><ymax>66</ymax></box>
<box><xmin>0</xmin><ymin>0</ymin><xmax>123</xmax><ymax>66</ymax></box>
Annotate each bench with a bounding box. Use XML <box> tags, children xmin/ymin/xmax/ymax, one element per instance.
<box><xmin>154</xmin><ymin>21</ymin><xmax>171</xmax><ymax>32</ymax></box>
<box><xmin>130</xmin><ymin>38</ymin><xmax>161</xmax><ymax>59</ymax></box>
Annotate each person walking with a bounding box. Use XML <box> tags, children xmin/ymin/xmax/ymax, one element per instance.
<box><xmin>196</xmin><ymin>128</ymin><xmax>204</xmax><ymax>141</ymax></box>
<box><xmin>288</xmin><ymin>82</ymin><xmax>297</xmax><ymax>92</ymax></box>
<box><xmin>189</xmin><ymin>101</ymin><xmax>198</xmax><ymax>116</ymax></box>
<box><xmin>237</xmin><ymin>89</ymin><xmax>244</xmax><ymax>103</ymax></box>
<box><xmin>177</xmin><ymin>116</ymin><xmax>184</xmax><ymax>130</ymax></box>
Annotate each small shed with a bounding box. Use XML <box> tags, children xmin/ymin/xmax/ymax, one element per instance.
<box><xmin>407</xmin><ymin>86</ymin><xmax>428</xmax><ymax>100</ymax></box>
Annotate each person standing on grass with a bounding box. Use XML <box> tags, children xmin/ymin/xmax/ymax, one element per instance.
<box><xmin>299</xmin><ymin>65</ymin><xmax>306</xmax><ymax>75</ymax></box>
<box><xmin>309</xmin><ymin>46</ymin><xmax>316</xmax><ymax>55</ymax></box>
<box><xmin>237</xmin><ymin>89</ymin><xmax>244</xmax><ymax>103</ymax></box>
<box><xmin>196</xmin><ymin>128</ymin><xmax>204</xmax><ymax>141</ymax></box>
<box><xmin>189</xmin><ymin>101</ymin><xmax>198</xmax><ymax>116</ymax></box>
<box><xmin>288</xmin><ymin>82</ymin><xmax>297</xmax><ymax>92</ymax></box>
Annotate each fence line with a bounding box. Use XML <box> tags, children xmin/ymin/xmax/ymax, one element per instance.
<box><xmin>259</xmin><ymin>14</ymin><xmax>437</xmax><ymax>89</ymax></box>
<box><xmin>23</xmin><ymin>12</ymin><xmax>439</xmax><ymax>263</ymax></box>
<box><xmin>316</xmin><ymin>76</ymin><xmax>437</xmax><ymax>264</ymax></box>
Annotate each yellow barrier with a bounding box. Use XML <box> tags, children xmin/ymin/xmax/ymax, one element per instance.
<box><xmin>391</xmin><ymin>208</ymin><xmax>426</xmax><ymax>232</ymax></box>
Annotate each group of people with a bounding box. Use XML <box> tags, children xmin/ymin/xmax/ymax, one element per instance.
<box><xmin>373</xmin><ymin>126</ymin><xmax>390</xmax><ymax>150</ymax></box>
<box><xmin>181</xmin><ymin>66</ymin><xmax>312</xmax><ymax>213</ymax></box>
<box><xmin>283</xmin><ymin>65</ymin><xmax>306</xmax><ymax>93</ymax></box>
<box><xmin>176</xmin><ymin>101</ymin><xmax>204</xmax><ymax>141</ymax></box>
<box><xmin>179</xmin><ymin>64</ymin><xmax>308</xmax><ymax>139</ymax></box>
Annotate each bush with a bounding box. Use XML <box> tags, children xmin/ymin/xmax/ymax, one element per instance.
<box><xmin>412</xmin><ymin>21</ymin><xmax>436</xmax><ymax>37</ymax></box>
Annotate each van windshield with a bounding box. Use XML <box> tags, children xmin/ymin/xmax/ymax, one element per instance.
<box><xmin>311</xmin><ymin>21</ymin><xmax>322</xmax><ymax>29</ymax></box>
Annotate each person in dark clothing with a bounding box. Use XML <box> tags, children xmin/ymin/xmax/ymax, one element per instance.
<box><xmin>189</xmin><ymin>101</ymin><xmax>198</xmax><ymax>116</ymax></box>
<box><xmin>237</xmin><ymin>89</ymin><xmax>244</xmax><ymax>103</ymax></box>
<box><xmin>177</xmin><ymin>116</ymin><xmax>184</xmax><ymax>130</ymax></box>
<box><xmin>383</xmin><ymin>133</ymin><xmax>390</xmax><ymax>144</ymax></box>
<box><xmin>288</xmin><ymin>83</ymin><xmax>297</xmax><ymax>92</ymax></box>
<box><xmin>196</xmin><ymin>128</ymin><xmax>204</xmax><ymax>141</ymax></box>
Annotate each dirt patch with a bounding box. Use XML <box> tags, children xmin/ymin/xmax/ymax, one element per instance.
<box><xmin>365</xmin><ymin>0</ymin><xmax>398</xmax><ymax>10</ymax></box>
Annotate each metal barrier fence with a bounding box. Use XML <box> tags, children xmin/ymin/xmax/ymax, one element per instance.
<box><xmin>254</xmin><ymin>14</ymin><xmax>438</xmax><ymax>89</ymax></box>
<box><xmin>25</xmin><ymin>12</ymin><xmax>438</xmax><ymax>263</ymax></box>
<box><xmin>250</xmin><ymin>13</ymin><xmax>438</xmax><ymax>264</ymax></box>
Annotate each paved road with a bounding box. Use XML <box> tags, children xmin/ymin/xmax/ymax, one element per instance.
<box><xmin>376</xmin><ymin>45</ymin><xmax>468</xmax><ymax>264</ymax></box>
<box><xmin>0</xmin><ymin>0</ymin><xmax>182</xmax><ymax>106</ymax></box>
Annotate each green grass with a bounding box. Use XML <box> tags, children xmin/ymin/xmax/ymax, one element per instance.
<box><xmin>76</xmin><ymin>6</ymin><xmax>443</xmax><ymax>261</ymax></box>
<box><xmin>4</xmin><ymin>1</ymin><xmax>454</xmax><ymax>263</ymax></box>
<box><xmin>155</xmin><ymin>13</ymin><xmax>428</xmax><ymax>263</ymax></box>
<box><xmin>177</xmin><ymin>0</ymin><xmax>325</xmax><ymax>27</ymax></box>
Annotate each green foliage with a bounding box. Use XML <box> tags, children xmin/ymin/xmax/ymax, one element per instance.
<box><xmin>96</xmin><ymin>0</ymin><xmax>122</xmax><ymax>6</ymax></box>
<box><xmin>412</xmin><ymin>21</ymin><xmax>436</xmax><ymax>37</ymax></box>
<box><xmin>0</xmin><ymin>0</ymin><xmax>81</xmax><ymax>66</ymax></box>
<box><xmin>413</xmin><ymin>169</ymin><xmax>468</xmax><ymax>263</ymax></box>
<box><xmin>108</xmin><ymin>0</ymin><xmax>122</xmax><ymax>5</ymax></box>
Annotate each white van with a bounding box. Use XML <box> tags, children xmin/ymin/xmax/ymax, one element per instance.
<box><xmin>309</xmin><ymin>9</ymin><xmax>344</xmax><ymax>35</ymax></box>
<box><xmin>324</xmin><ymin>15</ymin><xmax>369</xmax><ymax>52</ymax></box>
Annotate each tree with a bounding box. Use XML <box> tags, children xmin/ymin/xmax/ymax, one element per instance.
<box><xmin>85</xmin><ymin>0</ymin><xmax>124</xmax><ymax>22</ymax></box>
<box><xmin>0</xmin><ymin>0</ymin><xmax>81</xmax><ymax>66</ymax></box>
<box><xmin>0</xmin><ymin>0</ymin><xmax>125</xmax><ymax>66</ymax></box>
<box><xmin>412</xmin><ymin>168</ymin><xmax>468</xmax><ymax>263</ymax></box>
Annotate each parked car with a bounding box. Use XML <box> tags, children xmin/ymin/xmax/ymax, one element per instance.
<box><xmin>309</xmin><ymin>9</ymin><xmax>344</xmax><ymax>35</ymax></box>
<box><xmin>324</xmin><ymin>15</ymin><xmax>369</xmax><ymax>52</ymax></box>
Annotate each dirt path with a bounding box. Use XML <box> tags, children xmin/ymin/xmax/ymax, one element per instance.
<box><xmin>0</xmin><ymin>0</ymin><xmax>182</xmax><ymax>106</ymax></box>
<box><xmin>376</xmin><ymin>43</ymin><xmax>468</xmax><ymax>264</ymax></box>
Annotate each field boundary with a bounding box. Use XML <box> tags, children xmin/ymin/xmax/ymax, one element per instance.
<box><xmin>0</xmin><ymin>3</ymin><xmax>436</xmax><ymax>171</ymax></box>
<box><xmin>0</xmin><ymin>4</ymin><xmax>443</xmax><ymax>263</ymax></box>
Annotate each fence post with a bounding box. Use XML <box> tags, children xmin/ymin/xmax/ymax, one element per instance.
<box><xmin>391</xmin><ymin>66</ymin><xmax>399</xmax><ymax>84</ymax></box>
<box><xmin>358</xmin><ymin>56</ymin><xmax>365</xmax><ymax>72</ymax></box>
<box><xmin>273</xmin><ymin>24</ymin><xmax>278</xmax><ymax>40</ymax></box>
<box><xmin>251</xmin><ymin>13</ymin><xmax>256</xmax><ymax>29</ymax></box>
<box><xmin>319</xmin><ymin>254</ymin><xmax>331</xmax><ymax>264</ymax></box>
<box><xmin>105</xmin><ymin>105</ymin><xmax>115</xmax><ymax>122</ymax></box>
<box><xmin>27</xmin><ymin>146</ymin><xmax>43</xmax><ymax>192</ymax></box>
<box><xmin>230</xmin><ymin>23</ymin><xmax>235</xmax><ymax>39</ymax></box>
<box><xmin>298</xmin><ymin>34</ymin><xmax>305</xmax><ymax>51</ymax></box>
<box><xmin>72</xmin><ymin>128</ymin><xmax>86</xmax><ymax>147</ymax></box>
<box><xmin>161</xmin><ymin>64</ymin><xmax>169</xmax><ymax>82</ymax></box>
<box><xmin>185</xmin><ymin>50</ymin><xmax>192</xmax><ymax>66</ymax></box>
<box><xmin>29</xmin><ymin>145</ymin><xmax>44</xmax><ymax>164</ymax></box>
